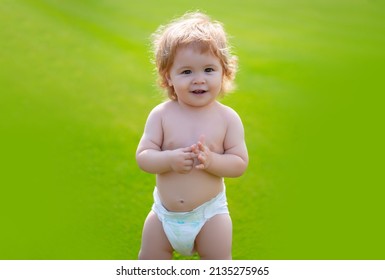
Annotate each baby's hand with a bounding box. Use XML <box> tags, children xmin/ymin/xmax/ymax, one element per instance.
<box><xmin>168</xmin><ymin>147</ymin><xmax>197</xmax><ymax>174</ymax></box>
<box><xmin>192</xmin><ymin>135</ymin><xmax>212</xmax><ymax>170</ymax></box>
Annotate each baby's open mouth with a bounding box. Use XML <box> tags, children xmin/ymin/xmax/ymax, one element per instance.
<box><xmin>192</xmin><ymin>90</ymin><xmax>206</xmax><ymax>94</ymax></box>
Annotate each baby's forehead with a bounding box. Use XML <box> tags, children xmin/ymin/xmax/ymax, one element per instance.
<box><xmin>176</xmin><ymin>42</ymin><xmax>209</xmax><ymax>52</ymax></box>
<box><xmin>172</xmin><ymin>45</ymin><xmax>221</xmax><ymax>64</ymax></box>
<box><xmin>174</xmin><ymin>42</ymin><xmax>218</xmax><ymax>58</ymax></box>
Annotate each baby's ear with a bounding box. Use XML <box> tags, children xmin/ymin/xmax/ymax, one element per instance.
<box><xmin>166</xmin><ymin>74</ymin><xmax>173</xmax><ymax>86</ymax></box>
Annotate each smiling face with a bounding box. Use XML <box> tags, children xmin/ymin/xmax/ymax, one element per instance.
<box><xmin>167</xmin><ymin>45</ymin><xmax>223</xmax><ymax>108</ymax></box>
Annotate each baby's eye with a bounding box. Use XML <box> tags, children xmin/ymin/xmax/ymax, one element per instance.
<box><xmin>181</xmin><ymin>70</ymin><xmax>192</xmax><ymax>74</ymax></box>
<box><xmin>205</xmin><ymin>68</ymin><xmax>215</xmax><ymax>72</ymax></box>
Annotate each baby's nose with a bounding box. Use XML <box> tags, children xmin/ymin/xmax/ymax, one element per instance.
<box><xmin>193</xmin><ymin>74</ymin><xmax>205</xmax><ymax>84</ymax></box>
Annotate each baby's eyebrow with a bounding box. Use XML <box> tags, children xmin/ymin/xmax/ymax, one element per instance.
<box><xmin>204</xmin><ymin>64</ymin><xmax>218</xmax><ymax>68</ymax></box>
<box><xmin>177</xmin><ymin>64</ymin><xmax>218</xmax><ymax>70</ymax></box>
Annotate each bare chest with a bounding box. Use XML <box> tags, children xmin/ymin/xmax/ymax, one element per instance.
<box><xmin>161</xmin><ymin>111</ymin><xmax>227</xmax><ymax>153</ymax></box>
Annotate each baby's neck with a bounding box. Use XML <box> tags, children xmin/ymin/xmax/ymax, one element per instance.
<box><xmin>175</xmin><ymin>99</ymin><xmax>218</xmax><ymax>112</ymax></box>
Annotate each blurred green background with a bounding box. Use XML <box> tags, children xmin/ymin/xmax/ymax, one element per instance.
<box><xmin>1</xmin><ymin>0</ymin><xmax>384</xmax><ymax>259</ymax></box>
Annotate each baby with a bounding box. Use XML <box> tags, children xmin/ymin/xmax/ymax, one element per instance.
<box><xmin>136</xmin><ymin>11</ymin><xmax>248</xmax><ymax>260</ymax></box>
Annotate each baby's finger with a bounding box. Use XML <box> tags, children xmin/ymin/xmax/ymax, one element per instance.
<box><xmin>180</xmin><ymin>167</ymin><xmax>192</xmax><ymax>174</ymax></box>
<box><xmin>197</xmin><ymin>142</ymin><xmax>206</xmax><ymax>152</ymax></box>
<box><xmin>179</xmin><ymin>161</ymin><xmax>194</xmax><ymax>173</ymax></box>
<box><xmin>182</xmin><ymin>146</ymin><xmax>193</xmax><ymax>153</ymax></box>
<box><xmin>190</xmin><ymin>144</ymin><xmax>199</xmax><ymax>154</ymax></box>
<box><xmin>182</xmin><ymin>152</ymin><xmax>196</xmax><ymax>160</ymax></box>
<box><xmin>195</xmin><ymin>163</ymin><xmax>204</xmax><ymax>169</ymax></box>
<box><xmin>189</xmin><ymin>152</ymin><xmax>198</xmax><ymax>158</ymax></box>
<box><xmin>198</xmin><ymin>153</ymin><xmax>206</xmax><ymax>162</ymax></box>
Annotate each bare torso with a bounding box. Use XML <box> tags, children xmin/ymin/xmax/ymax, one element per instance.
<box><xmin>156</xmin><ymin>101</ymin><xmax>227</xmax><ymax>212</ymax></box>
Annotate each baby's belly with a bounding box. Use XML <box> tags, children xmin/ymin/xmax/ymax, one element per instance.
<box><xmin>156</xmin><ymin>170</ymin><xmax>224</xmax><ymax>212</ymax></box>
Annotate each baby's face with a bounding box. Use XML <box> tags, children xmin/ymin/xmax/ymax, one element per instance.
<box><xmin>167</xmin><ymin>46</ymin><xmax>223</xmax><ymax>108</ymax></box>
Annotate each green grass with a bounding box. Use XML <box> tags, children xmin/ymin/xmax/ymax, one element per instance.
<box><xmin>1</xmin><ymin>0</ymin><xmax>384</xmax><ymax>259</ymax></box>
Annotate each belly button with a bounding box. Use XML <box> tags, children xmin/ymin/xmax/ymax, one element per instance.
<box><xmin>179</xmin><ymin>199</ymin><xmax>184</xmax><ymax>204</ymax></box>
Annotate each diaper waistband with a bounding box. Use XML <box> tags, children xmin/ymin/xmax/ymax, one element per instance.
<box><xmin>152</xmin><ymin>187</ymin><xmax>228</xmax><ymax>221</ymax></box>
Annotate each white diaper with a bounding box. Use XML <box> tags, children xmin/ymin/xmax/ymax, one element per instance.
<box><xmin>152</xmin><ymin>187</ymin><xmax>229</xmax><ymax>256</ymax></box>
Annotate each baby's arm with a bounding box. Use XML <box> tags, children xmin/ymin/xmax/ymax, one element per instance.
<box><xmin>136</xmin><ymin>105</ymin><xmax>196</xmax><ymax>174</ymax></box>
<box><xmin>194</xmin><ymin>109</ymin><xmax>248</xmax><ymax>178</ymax></box>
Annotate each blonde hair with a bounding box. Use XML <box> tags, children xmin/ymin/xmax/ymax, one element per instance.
<box><xmin>151</xmin><ymin>12</ymin><xmax>238</xmax><ymax>100</ymax></box>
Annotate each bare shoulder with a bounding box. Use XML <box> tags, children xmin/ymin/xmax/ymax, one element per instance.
<box><xmin>216</xmin><ymin>102</ymin><xmax>243</xmax><ymax>123</ymax></box>
<box><xmin>151</xmin><ymin>100</ymin><xmax>172</xmax><ymax>113</ymax></box>
<box><xmin>147</xmin><ymin>100</ymin><xmax>176</xmax><ymax>119</ymax></box>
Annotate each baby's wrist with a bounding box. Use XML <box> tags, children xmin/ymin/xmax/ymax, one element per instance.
<box><xmin>164</xmin><ymin>150</ymin><xmax>174</xmax><ymax>171</ymax></box>
<box><xmin>206</xmin><ymin>151</ymin><xmax>213</xmax><ymax>169</ymax></box>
